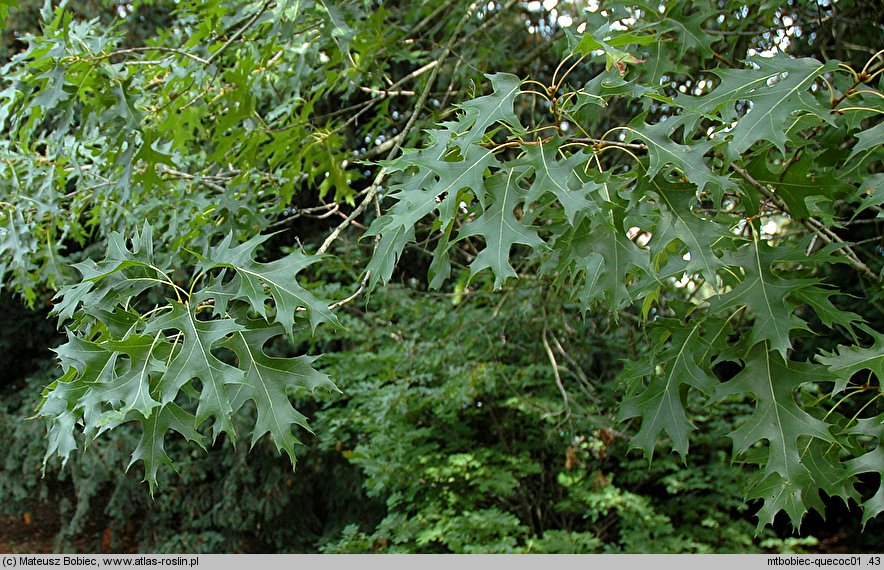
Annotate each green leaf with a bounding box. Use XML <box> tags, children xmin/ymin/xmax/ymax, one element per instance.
<box><xmin>10</xmin><ymin>0</ymin><xmax>882</xmax><ymax>533</ymax></box>
<box><xmin>849</xmin><ymin>173</ymin><xmax>884</xmax><ymax>219</ymax></box>
<box><xmin>0</xmin><ymin>1</ymin><xmax>18</xmax><ymax>31</ymax></box>
<box><xmin>714</xmin><ymin>344</ymin><xmax>836</xmax><ymax>530</ymax></box>
<box><xmin>516</xmin><ymin>139</ymin><xmax>596</xmax><ymax>225</ymax></box>
<box><xmin>801</xmin><ymin>437</ymin><xmax>860</xmax><ymax>512</ymax></box>
<box><xmin>133</xmin><ymin>131</ymin><xmax>176</xmax><ymax>189</ymax></box>
<box><xmin>575</xmin><ymin>69</ymin><xmax>653</xmax><ymax>110</ymax></box>
<box><xmin>32</xmin><ymin>65</ymin><xmax>69</xmax><ymax>110</ymax></box>
<box><xmin>618</xmin><ymin>315</ymin><xmax>731</xmax><ymax>459</ymax></box>
<box><xmin>817</xmin><ymin>328</ymin><xmax>884</xmax><ymax>393</ymax></box>
<box><xmin>575</xmin><ymin>24</ymin><xmax>649</xmax><ymax>73</ymax></box>
<box><xmin>678</xmin><ymin>56</ymin><xmax>838</xmax><ymax>157</ymax></box>
<box><xmin>319</xmin><ymin>0</ymin><xmax>357</xmax><ymax>57</ymax></box>
<box><xmin>845</xmin><ymin>415</ymin><xmax>884</xmax><ymax>527</ymax></box>
<box><xmin>200</xmin><ymin>232</ymin><xmax>338</xmax><ymax>333</ymax></box>
<box><xmin>144</xmin><ymin>303</ymin><xmax>245</xmax><ymax>442</ymax></box>
<box><xmin>43</xmin><ymin>224</ymin><xmax>338</xmax><ymax>487</ymax></box>
<box><xmin>847</xmin><ymin>122</ymin><xmax>884</xmax><ymax>164</ymax></box>
<box><xmin>40</xmin><ymin>336</ymin><xmax>114</xmax><ymax>463</ymax></box>
<box><xmin>792</xmin><ymin>286</ymin><xmax>863</xmax><ymax>337</ymax></box>
<box><xmin>127</xmin><ymin>403</ymin><xmax>206</xmax><ymax>494</ymax></box>
<box><xmin>458</xmin><ymin>169</ymin><xmax>545</xmax><ymax>289</ymax></box>
<box><xmin>745</xmin><ymin>153</ymin><xmax>852</xmax><ymax>220</ymax></box>
<box><xmin>638</xmin><ymin>175</ymin><xmax>728</xmax><ymax>284</ymax></box>
<box><xmin>628</xmin><ymin>117</ymin><xmax>735</xmax><ymax>195</ymax></box>
<box><xmin>220</xmin><ymin>317</ymin><xmax>338</xmax><ymax>464</ymax></box>
<box><xmin>46</xmin><ymin>331</ymin><xmax>166</xmax><ymax>431</ymax></box>
<box><xmin>50</xmin><ymin>224</ymin><xmax>170</xmax><ymax>322</ymax></box>
<box><xmin>451</xmin><ymin>73</ymin><xmax>524</xmax><ymax>149</ymax></box>
<box><xmin>367</xmin><ymin>131</ymin><xmax>497</xmax><ymax>287</ymax></box>
<box><xmin>0</xmin><ymin>209</ymin><xmax>38</xmax><ymax>299</ymax></box>
<box><xmin>554</xmin><ymin>187</ymin><xmax>649</xmax><ymax>310</ymax></box>
<box><xmin>711</xmin><ymin>236</ymin><xmax>816</xmax><ymax>357</ymax></box>
<box><xmin>38</xmin><ymin>328</ymin><xmax>171</xmax><ymax>475</ymax></box>
<box><xmin>657</xmin><ymin>4</ymin><xmax>719</xmax><ymax>59</ymax></box>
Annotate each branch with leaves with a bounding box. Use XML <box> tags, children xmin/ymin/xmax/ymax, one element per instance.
<box><xmin>2</xmin><ymin>0</ymin><xmax>882</xmax><ymax>535</ymax></box>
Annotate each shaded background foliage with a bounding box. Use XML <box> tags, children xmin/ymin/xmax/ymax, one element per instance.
<box><xmin>2</xmin><ymin>272</ymin><xmax>881</xmax><ymax>553</ymax></box>
<box><xmin>0</xmin><ymin>0</ymin><xmax>882</xmax><ymax>553</ymax></box>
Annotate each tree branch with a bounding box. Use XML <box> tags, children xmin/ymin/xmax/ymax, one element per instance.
<box><xmin>82</xmin><ymin>47</ymin><xmax>209</xmax><ymax>66</ymax></box>
<box><xmin>207</xmin><ymin>0</ymin><xmax>274</xmax><ymax>64</ymax></box>
<box><xmin>730</xmin><ymin>163</ymin><xmax>880</xmax><ymax>282</ymax></box>
<box><xmin>317</xmin><ymin>2</ymin><xmax>478</xmax><ymax>256</ymax></box>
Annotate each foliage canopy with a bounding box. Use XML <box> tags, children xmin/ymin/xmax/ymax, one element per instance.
<box><xmin>0</xmin><ymin>0</ymin><xmax>882</xmax><ymax>545</ymax></box>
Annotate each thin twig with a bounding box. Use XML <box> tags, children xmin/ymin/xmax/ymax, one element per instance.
<box><xmin>76</xmin><ymin>0</ymin><xmax>272</xmax><ymax>70</ymax></box>
<box><xmin>851</xmin><ymin>236</ymin><xmax>883</xmax><ymax>247</ymax></box>
<box><xmin>266</xmin><ymin>203</ymin><xmax>340</xmax><ymax>229</ymax></box>
<box><xmin>388</xmin><ymin>60</ymin><xmax>440</xmax><ymax>89</ymax></box>
<box><xmin>571</xmin><ymin>138</ymin><xmax>648</xmax><ymax>151</ymax></box>
<box><xmin>458</xmin><ymin>0</ymin><xmax>519</xmax><ymax>45</ymax></box>
<box><xmin>730</xmin><ymin>163</ymin><xmax>880</xmax><ymax>282</ymax></box>
<box><xmin>408</xmin><ymin>0</ymin><xmax>457</xmax><ymax>40</ymax></box>
<box><xmin>328</xmin><ymin>273</ymin><xmax>370</xmax><ymax>311</ymax></box>
<box><xmin>317</xmin><ymin>2</ymin><xmax>478</xmax><ymax>255</ymax></box>
<box><xmin>846</xmin><ymin>218</ymin><xmax>883</xmax><ymax>225</ymax></box>
<box><xmin>206</xmin><ymin>0</ymin><xmax>274</xmax><ymax>65</ymax></box>
<box><xmin>542</xmin><ymin>321</ymin><xmax>572</xmax><ymax>425</ymax></box>
<box><xmin>550</xmin><ymin>331</ymin><xmax>600</xmax><ymax>404</ymax></box>
<box><xmin>359</xmin><ymin>86</ymin><xmax>416</xmax><ymax>96</ymax></box>
<box><xmin>80</xmin><ymin>47</ymin><xmax>209</xmax><ymax>66</ymax></box>
<box><xmin>161</xmin><ymin>167</ymin><xmax>226</xmax><ymax>192</ymax></box>
<box><xmin>322</xmin><ymin>61</ymin><xmax>441</xmax><ymax>139</ymax></box>
<box><xmin>343</xmin><ymin>133</ymin><xmax>403</xmax><ymax>164</ymax></box>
